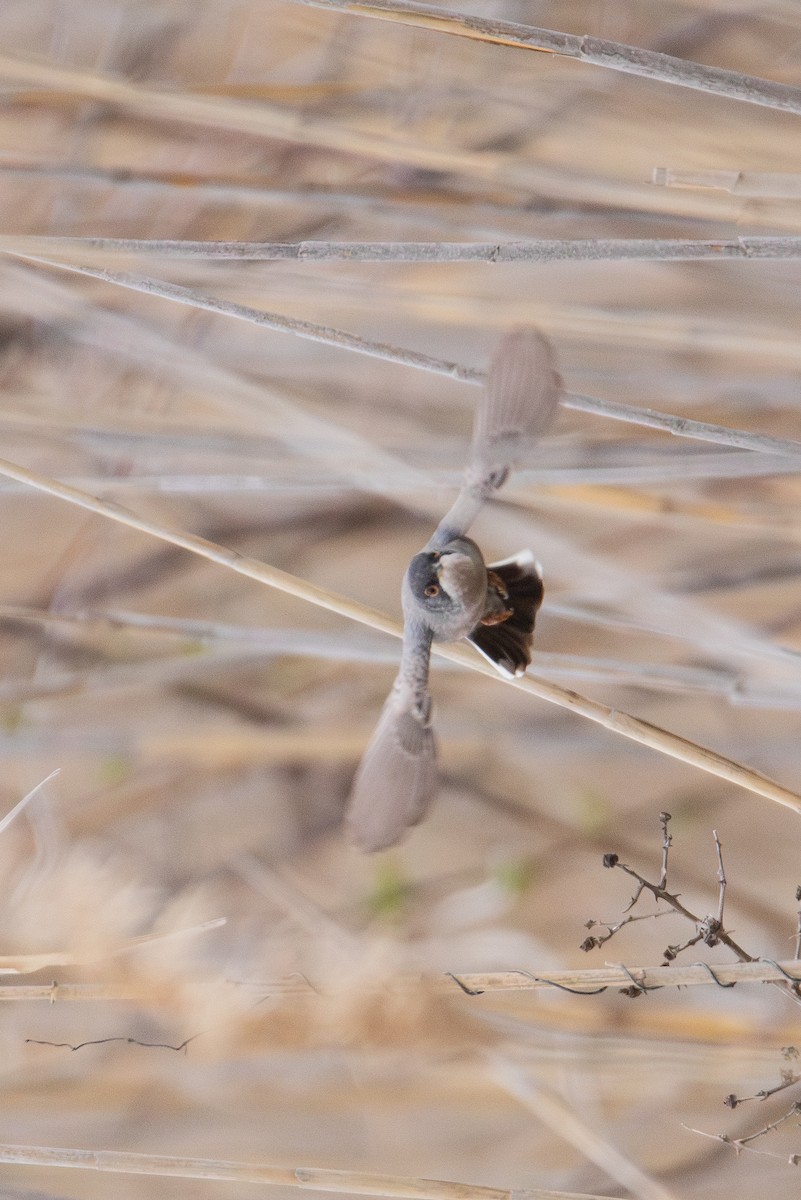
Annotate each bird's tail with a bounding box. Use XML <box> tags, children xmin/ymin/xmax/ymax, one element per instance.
<box><xmin>346</xmin><ymin>688</ymin><xmax>438</xmax><ymax>852</ymax></box>
<box><xmin>467</xmin><ymin>551</ymin><xmax>544</xmax><ymax>678</ymax></box>
<box><xmin>469</xmin><ymin>326</ymin><xmax>562</xmax><ymax>491</ymax></box>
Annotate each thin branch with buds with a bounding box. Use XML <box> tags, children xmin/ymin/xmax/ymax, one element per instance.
<box><xmin>684</xmin><ymin>1106</ymin><xmax>801</xmax><ymax>1163</ymax></box>
<box><xmin>583</xmin><ymin>814</ymin><xmax>756</xmax><ymax>967</ymax></box>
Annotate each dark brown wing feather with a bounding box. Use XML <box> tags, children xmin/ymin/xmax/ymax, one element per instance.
<box><xmin>467</xmin><ymin>555</ymin><xmax>544</xmax><ymax>677</ymax></box>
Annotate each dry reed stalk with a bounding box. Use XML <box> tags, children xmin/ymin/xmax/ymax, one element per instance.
<box><xmin>297</xmin><ymin>0</ymin><xmax>801</xmax><ymax>115</ymax></box>
<box><xmin>0</xmin><ymin>1143</ymin><xmax>622</xmax><ymax>1200</ymax></box>
<box><xmin>2</xmin><ymin>959</ymin><xmax>801</xmax><ymax>1002</ymax></box>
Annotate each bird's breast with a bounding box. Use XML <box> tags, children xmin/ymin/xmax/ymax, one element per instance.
<box><xmin>430</xmin><ymin>550</ymin><xmax>487</xmax><ymax>642</ymax></box>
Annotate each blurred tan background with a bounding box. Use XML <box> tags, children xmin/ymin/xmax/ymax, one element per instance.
<box><xmin>2</xmin><ymin>2</ymin><xmax>801</xmax><ymax>1197</ymax></box>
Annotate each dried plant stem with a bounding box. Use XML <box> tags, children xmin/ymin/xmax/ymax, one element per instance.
<box><xmin>0</xmin><ymin>1144</ymin><xmax>618</xmax><ymax>1200</ymax></box>
<box><xmin>299</xmin><ymin>0</ymin><xmax>801</xmax><ymax>115</ymax></box>
<box><xmin>443</xmin><ymin>959</ymin><xmax>801</xmax><ymax>995</ymax></box>
<box><xmin>0</xmin><ymin>453</ymin><xmax>799</xmax><ymax>816</ymax></box>
<box><xmin>3</xmin><ymin>958</ymin><xmax>801</xmax><ymax>1004</ymax></box>
<box><xmin>11</xmin><ymin>255</ymin><xmax>801</xmax><ymax>463</ymax></box>
<box><xmin>490</xmin><ymin>1057</ymin><xmax>677</xmax><ymax>1200</ymax></box>
<box><xmin>8</xmin><ymin>235</ymin><xmax>801</xmax><ymax>262</ymax></box>
<box><xmin>0</xmin><ymin>769</ymin><xmax>59</xmax><ymax>837</ymax></box>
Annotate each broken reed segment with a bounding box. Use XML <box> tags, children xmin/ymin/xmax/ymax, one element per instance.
<box><xmin>653</xmin><ymin>168</ymin><xmax>801</xmax><ymax>198</ymax></box>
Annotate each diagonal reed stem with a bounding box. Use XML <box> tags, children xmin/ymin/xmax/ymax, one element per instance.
<box><xmin>0</xmin><ymin>453</ymin><xmax>799</xmax><ymax>817</ymax></box>
<box><xmin>299</xmin><ymin>0</ymin><xmax>801</xmax><ymax>116</ymax></box>
<box><xmin>8</xmin><ymin>254</ymin><xmax>801</xmax><ymax>462</ymax></box>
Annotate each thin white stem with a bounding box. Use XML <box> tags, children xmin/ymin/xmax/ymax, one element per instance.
<box><xmin>0</xmin><ymin>454</ymin><xmax>800</xmax><ymax>817</ymax></box>
<box><xmin>0</xmin><ymin>769</ymin><xmax>60</xmax><ymax>837</ymax></box>
<box><xmin>6</xmin><ymin>234</ymin><xmax>801</xmax><ymax>262</ymax></box>
<box><xmin>11</xmin><ymin>255</ymin><xmax>801</xmax><ymax>463</ymax></box>
<box><xmin>4</xmin><ymin>603</ymin><xmax>801</xmax><ymax>710</ymax></box>
<box><xmin>490</xmin><ymin>1057</ymin><xmax>677</xmax><ymax>1200</ymax></box>
<box><xmin>0</xmin><ymin>919</ymin><xmax>226</xmax><ymax>976</ymax></box>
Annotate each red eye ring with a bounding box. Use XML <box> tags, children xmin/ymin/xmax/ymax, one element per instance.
<box><xmin>424</xmin><ymin>583</ymin><xmax>440</xmax><ymax>598</ymax></box>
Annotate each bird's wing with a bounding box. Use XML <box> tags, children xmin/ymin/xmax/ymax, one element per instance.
<box><xmin>428</xmin><ymin>327</ymin><xmax>562</xmax><ymax>549</ymax></box>
<box><xmin>467</xmin><ymin>552</ymin><xmax>544</xmax><ymax>677</ymax></box>
<box><xmin>346</xmin><ymin>621</ymin><xmax>437</xmax><ymax>852</ymax></box>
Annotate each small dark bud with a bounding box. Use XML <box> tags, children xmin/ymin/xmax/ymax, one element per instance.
<box><xmin>660</xmin><ymin>812</ymin><xmax>672</xmax><ymax>823</ymax></box>
<box><xmin>602</xmin><ymin>853</ymin><xmax>619</xmax><ymax>868</ymax></box>
<box><xmin>663</xmin><ymin>945</ymin><xmax>677</xmax><ymax>962</ymax></box>
<box><xmin>619</xmin><ymin>985</ymin><xmax>643</xmax><ymax>998</ymax></box>
<box><xmin>723</xmin><ymin>1094</ymin><xmax>738</xmax><ymax>1109</ymax></box>
<box><xmin>702</xmin><ymin>917</ymin><xmax>722</xmax><ymax>946</ymax></box>
<box><xmin>796</xmin><ymin>885</ymin><xmax>801</xmax><ymax>902</ymax></box>
<box><xmin>580</xmin><ymin>937</ymin><xmax>599</xmax><ymax>953</ymax></box>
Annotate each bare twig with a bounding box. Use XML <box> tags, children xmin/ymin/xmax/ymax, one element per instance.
<box><xmin>595</xmin><ymin>824</ymin><xmax>754</xmax><ymax>964</ymax></box>
<box><xmin>684</xmin><ymin>1106</ymin><xmax>801</xmax><ymax>1161</ymax></box>
<box><xmin>713</xmin><ymin>829</ymin><xmax>726</xmax><ymax>928</ymax></box>
<box><xmin>586</xmin><ymin>822</ymin><xmax>801</xmax><ymax>1010</ymax></box>
<box><xmin>581</xmin><ymin>909</ymin><xmax>674</xmax><ymax>953</ymax></box>
<box><xmin>26</xmin><ymin>1034</ymin><xmax>199</xmax><ymax>1053</ymax></box>
<box><xmin>658</xmin><ymin>810</ymin><xmax>671</xmax><ymax>891</ymax></box>
<box><xmin>725</xmin><ymin>1071</ymin><xmax>801</xmax><ymax>1107</ymax></box>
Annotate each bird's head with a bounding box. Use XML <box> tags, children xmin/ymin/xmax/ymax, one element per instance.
<box><xmin>402</xmin><ymin>539</ymin><xmax>487</xmax><ymax>638</ymax></box>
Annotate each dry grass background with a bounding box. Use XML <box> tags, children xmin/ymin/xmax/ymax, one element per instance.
<box><xmin>2</xmin><ymin>1</ymin><xmax>801</xmax><ymax>1196</ymax></box>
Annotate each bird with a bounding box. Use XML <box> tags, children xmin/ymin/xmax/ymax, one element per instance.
<box><xmin>346</xmin><ymin>327</ymin><xmax>562</xmax><ymax>852</ymax></box>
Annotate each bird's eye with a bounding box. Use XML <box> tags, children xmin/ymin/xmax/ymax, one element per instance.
<box><xmin>424</xmin><ymin>583</ymin><xmax>440</xmax><ymax>598</ymax></box>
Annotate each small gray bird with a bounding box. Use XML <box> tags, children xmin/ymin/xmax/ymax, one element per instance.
<box><xmin>347</xmin><ymin>327</ymin><xmax>562</xmax><ymax>852</ymax></box>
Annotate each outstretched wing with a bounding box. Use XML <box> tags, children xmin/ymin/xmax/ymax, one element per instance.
<box><xmin>428</xmin><ymin>327</ymin><xmax>561</xmax><ymax>549</ymax></box>
<box><xmin>347</xmin><ymin>621</ymin><xmax>437</xmax><ymax>852</ymax></box>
